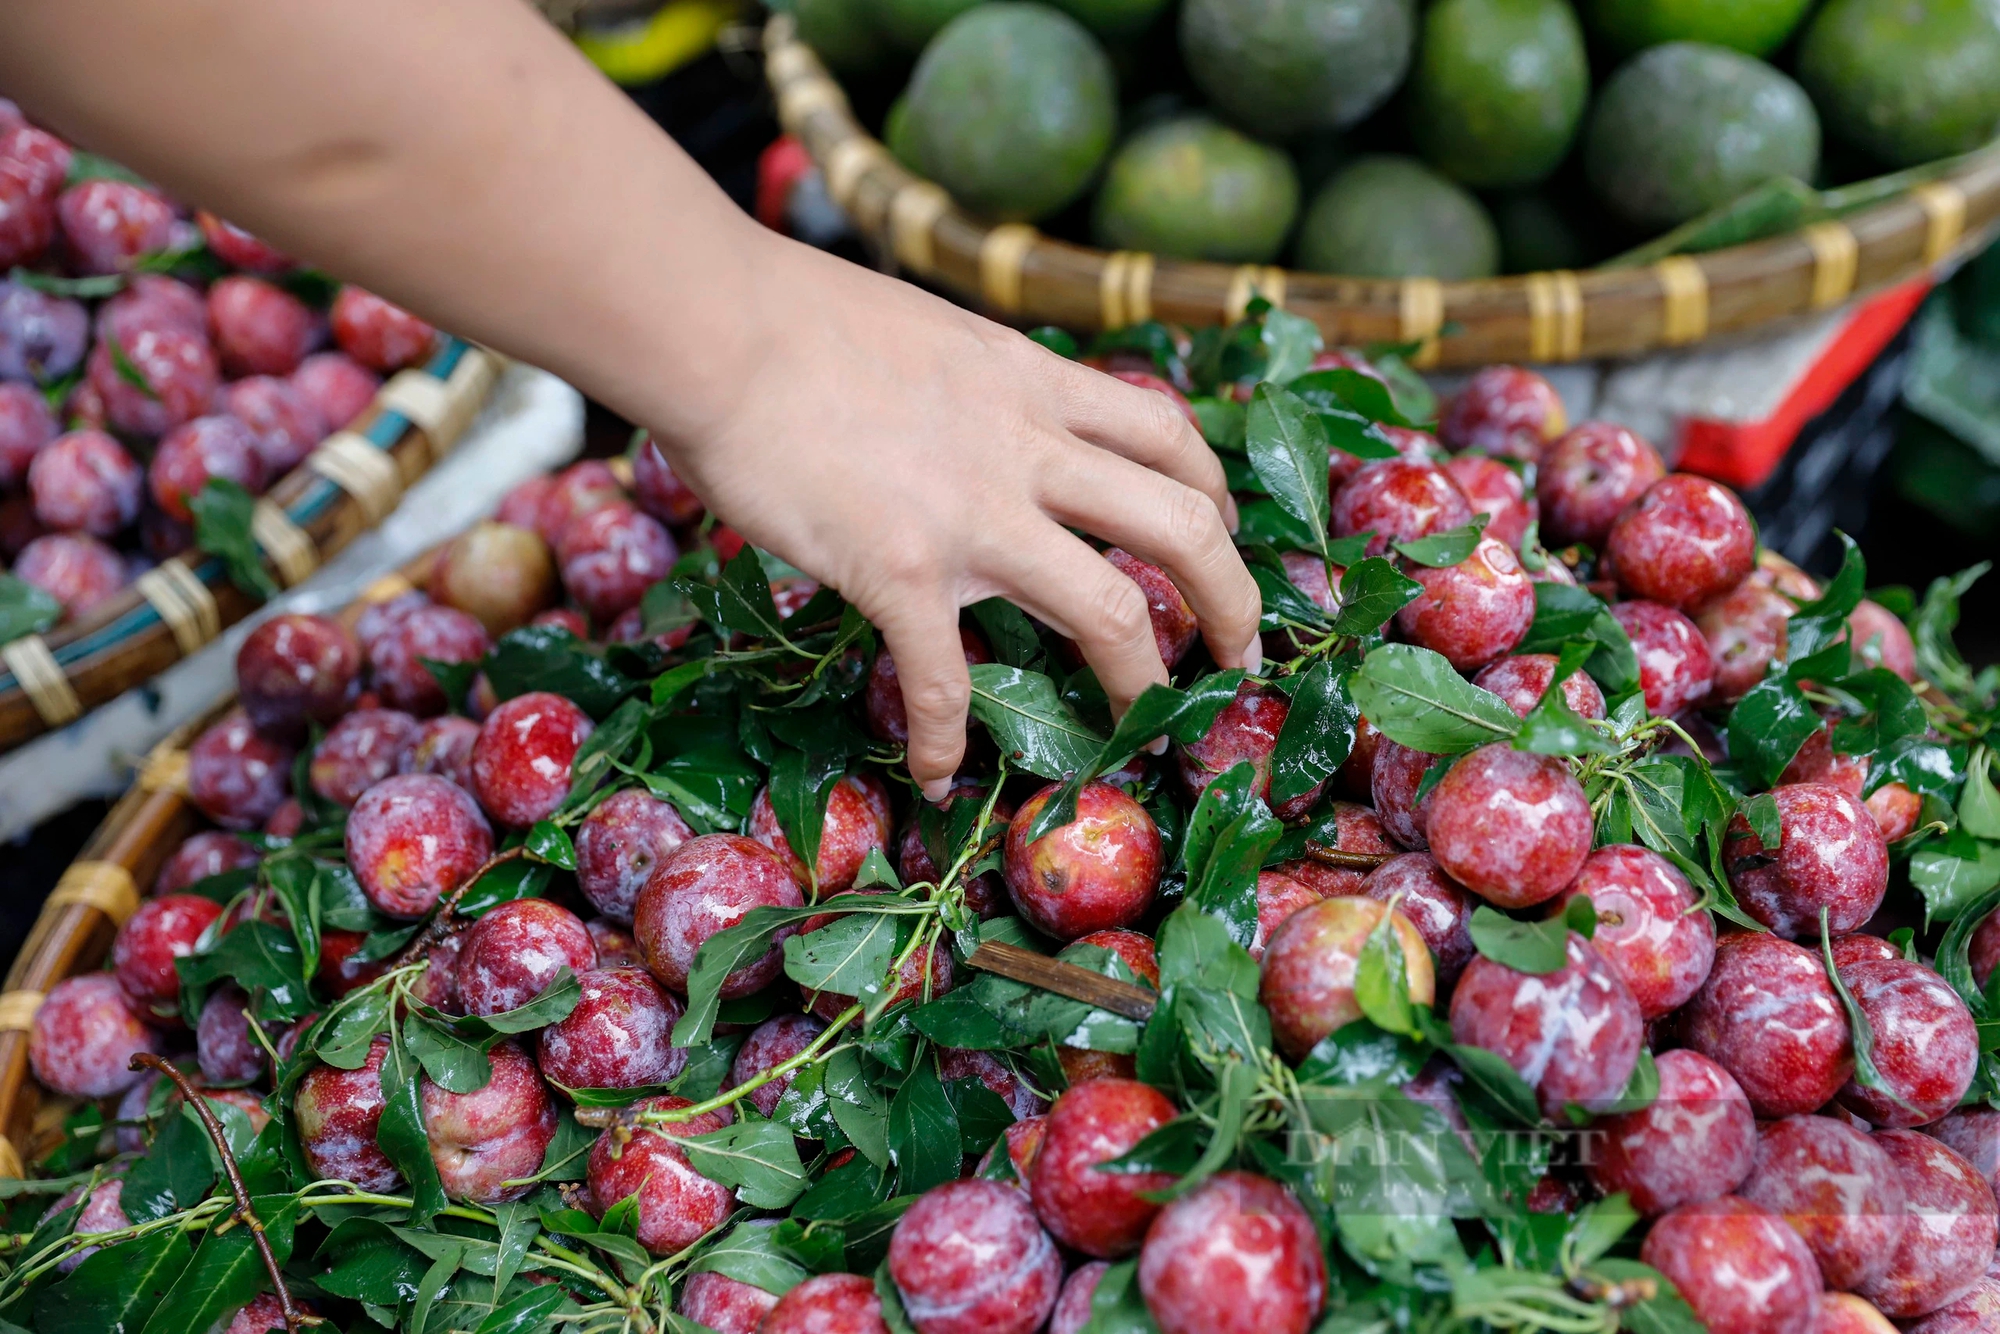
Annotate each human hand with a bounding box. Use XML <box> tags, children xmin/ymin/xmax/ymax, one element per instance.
<box><xmin>643</xmin><ymin>230</ymin><xmax>1261</xmax><ymax>800</ymax></box>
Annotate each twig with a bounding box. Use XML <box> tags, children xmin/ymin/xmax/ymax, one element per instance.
<box><xmin>391</xmin><ymin>846</ymin><xmax>527</xmax><ymax>969</ymax></box>
<box><xmin>966</xmin><ymin>941</ymin><xmax>1158</xmax><ymax>1021</ymax></box>
<box><xmin>130</xmin><ymin>1055</ymin><xmax>315</xmax><ymax>1333</ymax></box>
<box><xmin>1300</xmin><ymin>841</ymin><xmax>1397</xmax><ymax>871</ymax></box>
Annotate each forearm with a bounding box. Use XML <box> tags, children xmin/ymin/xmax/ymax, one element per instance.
<box><xmin>0</xmin><ymin>0</ymin><xmax>768</xmax><ymax>438</ymax></box>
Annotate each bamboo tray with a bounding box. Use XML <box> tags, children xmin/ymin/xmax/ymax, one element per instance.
<box><xmin>763</xmin><ymin>14</ymin><xmax>2000</xmax><ymax>369</ymax></box>
<box><xmin>0</xmin><ymin>339</ymin><xmax>503</xmax><ymax>757</ymax></box>
<box><xmin>0</xmin><ymin>548</ymin><xmax>446</xmax><ymax>1176</ymax></box>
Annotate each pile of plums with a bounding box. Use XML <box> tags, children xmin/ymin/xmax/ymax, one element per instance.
<box><xmin>0</xmin><ymin>99</ymin><xmax>436</xmax><ymax>629</ymax></box>
<box><xmin>22</xmin><ymin>349</ymin><xmax>2000</xmax><ymax>1334</ymax></box>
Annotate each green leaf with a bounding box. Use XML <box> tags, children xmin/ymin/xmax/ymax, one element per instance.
<box><xmin>1600</xmin><ymin>1047</ymin><xmax>1660</xmax><ymax>1117</ymax></box>
<box><xmin>1449</xmin><ymin>1043</ymin><xmax>1542</xmax><ymax>1126</ymax></box>
<box><xmin>1515</xmin><ymin>584</ymin><xmax>1640</xmax><ymax>695</ymax></box>
<box><xmin>701</xmin><ymin>547</ymin><xmax>786</xmax><ymax>640</ymax></box>
<box><xmin>888</xmin><ymin>1055</ymin><xmax>961</xmax><ymax>1196</ymax></box>
<box><xmin>1961</xmin><ymin>748</ymin><xmax>2000</xmax><ymax>840</ymax></box>
<box><xmin>1182</xmin><ymin>762</ymin><xmax>1281</xmax><ymax>949</ymax></box>
<box><xmin>34</xmin><ymin>1228</ymin><xmax>190</xmax><ymax>1334</ymax></box>
<box><xmin>138</xmin><ymin>1194</ymin><xmax>296</xmax><ymax>1334</ymax></box>
<box><xmin>1348</xmin><ymin>644</ymin><xmax>1521</xmax><ymax>754</ymax></box>
<box><xmin>175</xmin><ymin>918</ymin><xmax>314</xmax><ymax>1027</ymax></box>
<box><xmin>122</xmin><ymin>1097</ymin><xmax>217</xmax><ymax>1220</ymax></box>
<box><xmin>1744</xmin><ymin>792</ymin><xmax>1782</xmax><ymax>849</ymax></box>
<box><xmin>678</xmin><ymin>1120</ymin><xmax>809</xmax><ymax>1209</ymax></box>
<box><xmin>1075</xmin><ymin>1258</ymin><xmax>1160</xmax><ymax>1334</ymax></box>
<box><xmin>1472</xmin><ymin>904</ymin><xmax>1576</xmax><ymax>976</ymax></box>
<box><xmin>1331</xmin><ymin>557</ymin><xmax>1423</xmax><ymax>636</ymax></box>
<box><xmin>688</xmin><ymin>1219</ymin><xmax>811</xmax><ymax>1293</ymax></box>
<box><xmin>1244</xmin><ymin>383</ymin><xmax>1331</xmax><ymax>559</ymax></box>
<box><xmin>190</xmin><ymin>479</ymin><xmax>279</xmax><ymax>600</ymax></box>
<box><xmin>965</xmin><ymin>664</ymin><xmax>1105</xmax><ymax>780</ymax></box>
<box><xmin>1270</xmin><ymin>660</ymin><xmax>1357</xmax><ymax>803</ymax></box>
<box><xmin>472</xmin><ymin>1284</ymin><xmax>569</xmax><ymax>1334</ymax></box>
<box><xmin>1354</xmin><ymin>900</ymin><xmax>1419</xmax><ymax>1036</ymax></box>
<box><xmin>378</xmin><ymin>1027</ymin><xmax>449</xmax><ymax>1226</ymax></box>
<box><xmin>523</xmin><ymin>820</ymin><xmax>576</xmax><ymax>870</ymax></box>
<box><xmin>826</xmin><ymin>1047</ymin><xmax>893</xmax><ymax>1169</ymax></box>
<box><xmin>1234</xmin><ymin>495</ymin><xmax>1317</xmax><ymax>550</ymax></box>
<box><xmin>1296</xmin><ymin>1022</ymin><xmax>1426</xmax><ymax>1088</ymax></box>
<box><xmin>672</xmin><ymin>903</ymin><xmax>827</xmax><ymax>1047</ymax></box>
<box><xmin>1191</xmin><ymin>396</ymin><xmax>1245</xmax><ymax>454</ymax></box>
<box><xmin>1393</xmin><ymin>518</ymin><xmax>1488</xmax><ymax>568</ymax></box>
<box><xmin>1786</xmin><ymin>533</ymin><xmax>1867</xmax><ymax>663</ymax></box>
<box><xmin>1726</xmin><ymin>674</ymin><xmax>1823</xmax><ymax>790</ymax></box>
<box><xmin>967</xmin><ymin>598</ymin><xmax>1043</xmax><ymax>670</ymax></box>
<box><xmin>482</xmin><ymin>624</ymin><xmax>641</xmax><ymax>718</ymax></box>
<box><xmin>405</xmin><ymin>1013</ymin><xmax>492</xmax><ymax>1094</ymax></box>
<box><xmin>1512</xmin><ymin>642</ymin><xmax>1615</xmax><ymax>757</ymax></box>
<box><xmin>1911</xmin><ymin>563</ymin><xmax>1988</xmax><ymax>703</ymax></box>
<box><xmin>1259</xmin><ymin>306</ymin><xmax>1323</xmax><ymax>385</ymax></box>
<box><xmin>784</xmin><ymin>910</ymin><xmax>898</xmax><ymax>999</ymax></box>
<box><xmin>768</xmin><ymin>749</ymin><xmax>845</xmax><ymax>888</ymax></box>
<box><xmin>313</xmin><ymin>1217</ymin><xmax>428</xmax><ymax>1304</ymax></box>
<box><xmin>1818</xmin><ymin>911</ymin><xmax>1920</xmax><ymax>1119</ymax></box>
<box><xmin>106</xmin><ymin>331</ymin><xmax>157</xmax><ymax>398</ymax></box>
<box><xmin>1910</xmin><ymin>831</ymin><xmax>2000</xmax><ymax>924</ymax></box>
<box><xmin>8</xmin><ymin>264</ymin><xmax>126</xmax><ymax>299</ymax></box>
<box><xmin>0</xmin><ymin>574</ymin><xmax>61</xmax><ymax>645</ymax></box>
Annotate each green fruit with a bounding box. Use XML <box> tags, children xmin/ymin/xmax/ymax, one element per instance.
<box><xmin>1294</xmin><ymin>155</ymin><xmax>1500</xmax><ymax>279</ymax></box>
<box><xmin>1584</xmin><ymin>0</ymin><xmax>1815</xmax><ymax>56</ymax></box>
<box><xmin>1046</xmin><ymin>0</ymin><xmax>1170</xmax><ymax>37</ymax></box>
<box><xmin>1408</xmin><ymin>0</ymin><xmax>1589</xmax><ymax>189</ymax></box>
<box><xmin>1092</xmin><ymin>116</ymin><xmax>1301</xmax><ymax>262</ymax></box>
<box><xmin>1179</xmin><ymin>0</ymin><xmax>1417</xmax><ymax>140</ymax></box>
<box><xmin>1798</xmin><ymin>0</ymin><xmax>2000</xmax><ymax>168</ymax></box>
<box><xmin>797</xmin><ymin>0</ymin><xmax>899</xmax><ymax>74</ymax></box>
<box><xmin>1583</xmin><ymin>42</ymin><xmax>1819</xmax><ymax>230</ymax></box>
<box><xmin>1491</xmin><ymin>190</ymin><xmax>1595</xmax><ymax>272</ymax></box>
<box><xmin>902</xmin><ymin>4</ymin><xmax>1117</xmax><ymax>221</ymax></box>
<box><xmin>884</xmin><ymin>95</ymin><xmax>919</xmax><ymax>171</ymax></box>
<box><xmin>866</xmin><ymin>0</ymin><xmax>983</xmax><ymax>50</ymax></box>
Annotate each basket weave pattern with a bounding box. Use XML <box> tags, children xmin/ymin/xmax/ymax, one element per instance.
<box><xmin>0</xmin><ymin>554</ymin><xmax>441</xmax><ymax>1175</ymax></box>
<box><xmin>763</xmin><ymin>15</ymin><xmax>2000</xmax><ymax>369</ymax></box>
<box><xmin>0</xmin><ymin>341</ymin><xmax>504</xmax><ymax>755</ymax></box>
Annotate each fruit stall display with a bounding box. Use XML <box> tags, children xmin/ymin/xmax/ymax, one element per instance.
<box><xmin>0</xmin><ymin>100</ymin><xmax>504</xmax><ymax>754</ymax></box>
<box><xmin>763</xmin><ymin>0</ymin><xmax>2000</xmax><ymax>364</ymax></box>
<box><xmin>3</xmin><ymin>312</ymin><xmax>2000</xmax><ymax>1334</ymax></box>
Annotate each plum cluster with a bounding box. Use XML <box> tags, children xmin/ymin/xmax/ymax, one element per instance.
<box><xmin>17</xmin><ymin>335</ymin><xmax>2000</xmax><ymax>1334</ymax></box>
<box><xmin>0</xmin><ymin>105</ymin><xmax>434</xmax><ymax>630</ymax></box>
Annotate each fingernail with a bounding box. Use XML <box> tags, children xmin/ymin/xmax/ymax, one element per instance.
<box><xmin>1222</xmin><ymin>495</ymin><xmax>1241</xmax><ymax>535</ymax></box>
<box><xmin>920</xmin><ymin>778</ymin><xmax>952</xmax><ymax>805</ymax></box>
<box><xmin>1239</xmin><ymin>644</ymin><xmax>1263</xmax><ymax>677</ymax></box>
<box><xmin>1145</xmin><ymin>736</ymin><xmax>1170</xmax><ymax>756</ymax></box>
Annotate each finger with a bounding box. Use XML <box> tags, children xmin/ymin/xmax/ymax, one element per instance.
<box><xmin>1048</xmin><ymin>358</ymin><xmax>1238</xmax><ymax>531</ymax></box>
<box><xmin>991</xmin><ymin>524</ymin><xmax>1171</xmax><ymax>720</ymax></box>
<box><xmin>1038</xmin><ymin>442</ymin><xmax>1262</xmax><ymax>674</ymax></box>
<box><xmin>866</xmin><ymin>598</ymin><xmax>972</xmax><ymax>802</ymax></box>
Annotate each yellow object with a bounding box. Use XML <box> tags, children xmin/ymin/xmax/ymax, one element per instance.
<box><xmin>576</xmin><ymin>0</ymin><xmax>736</xmax><ymax>85</ymax></box>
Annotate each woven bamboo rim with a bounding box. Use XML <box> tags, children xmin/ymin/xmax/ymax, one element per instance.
<box><xmin>0</xmin><ymin>337</ymin><xmax>505</xmax><ymax>756</ymax></box>
<box><xmin>0</xmin><ymin>545</ymin><xmax>448</xmax><ymax>1175</ymax></box>
<box><xmin>763</xmin><ymin>15</ymin><xmax>2000</xmax><ymax>368</ymax></box>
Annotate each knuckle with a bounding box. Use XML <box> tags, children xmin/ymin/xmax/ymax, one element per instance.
<box><xmin>901</xmin><ymin>671</ymin><xmax>971</xmax><ymax>723</ymax></box>
<box><xmin>1091</xmin><ymin>574</ymin><xmax>1154</xmax><ymax>646</ymax></box>
<box><xmin>1164</xmin><ymin>486</ymin><xmax>1224</xmax><ymax>555</ymax></box>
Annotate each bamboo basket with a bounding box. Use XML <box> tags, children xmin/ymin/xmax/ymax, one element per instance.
<box><xmin>0</xmin><ymin>338</ymin><xmax>504</xmax><ymax>757</ymax></box>
<box><xmin>0</xmin><ymin>547</ymin><xmax>447</xmax><ymax>1177</ymax></box>
<box><xmin>763</xmin><ymin>14</ymin><xmax>2000</xmax><ymax>370</ymax></box>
